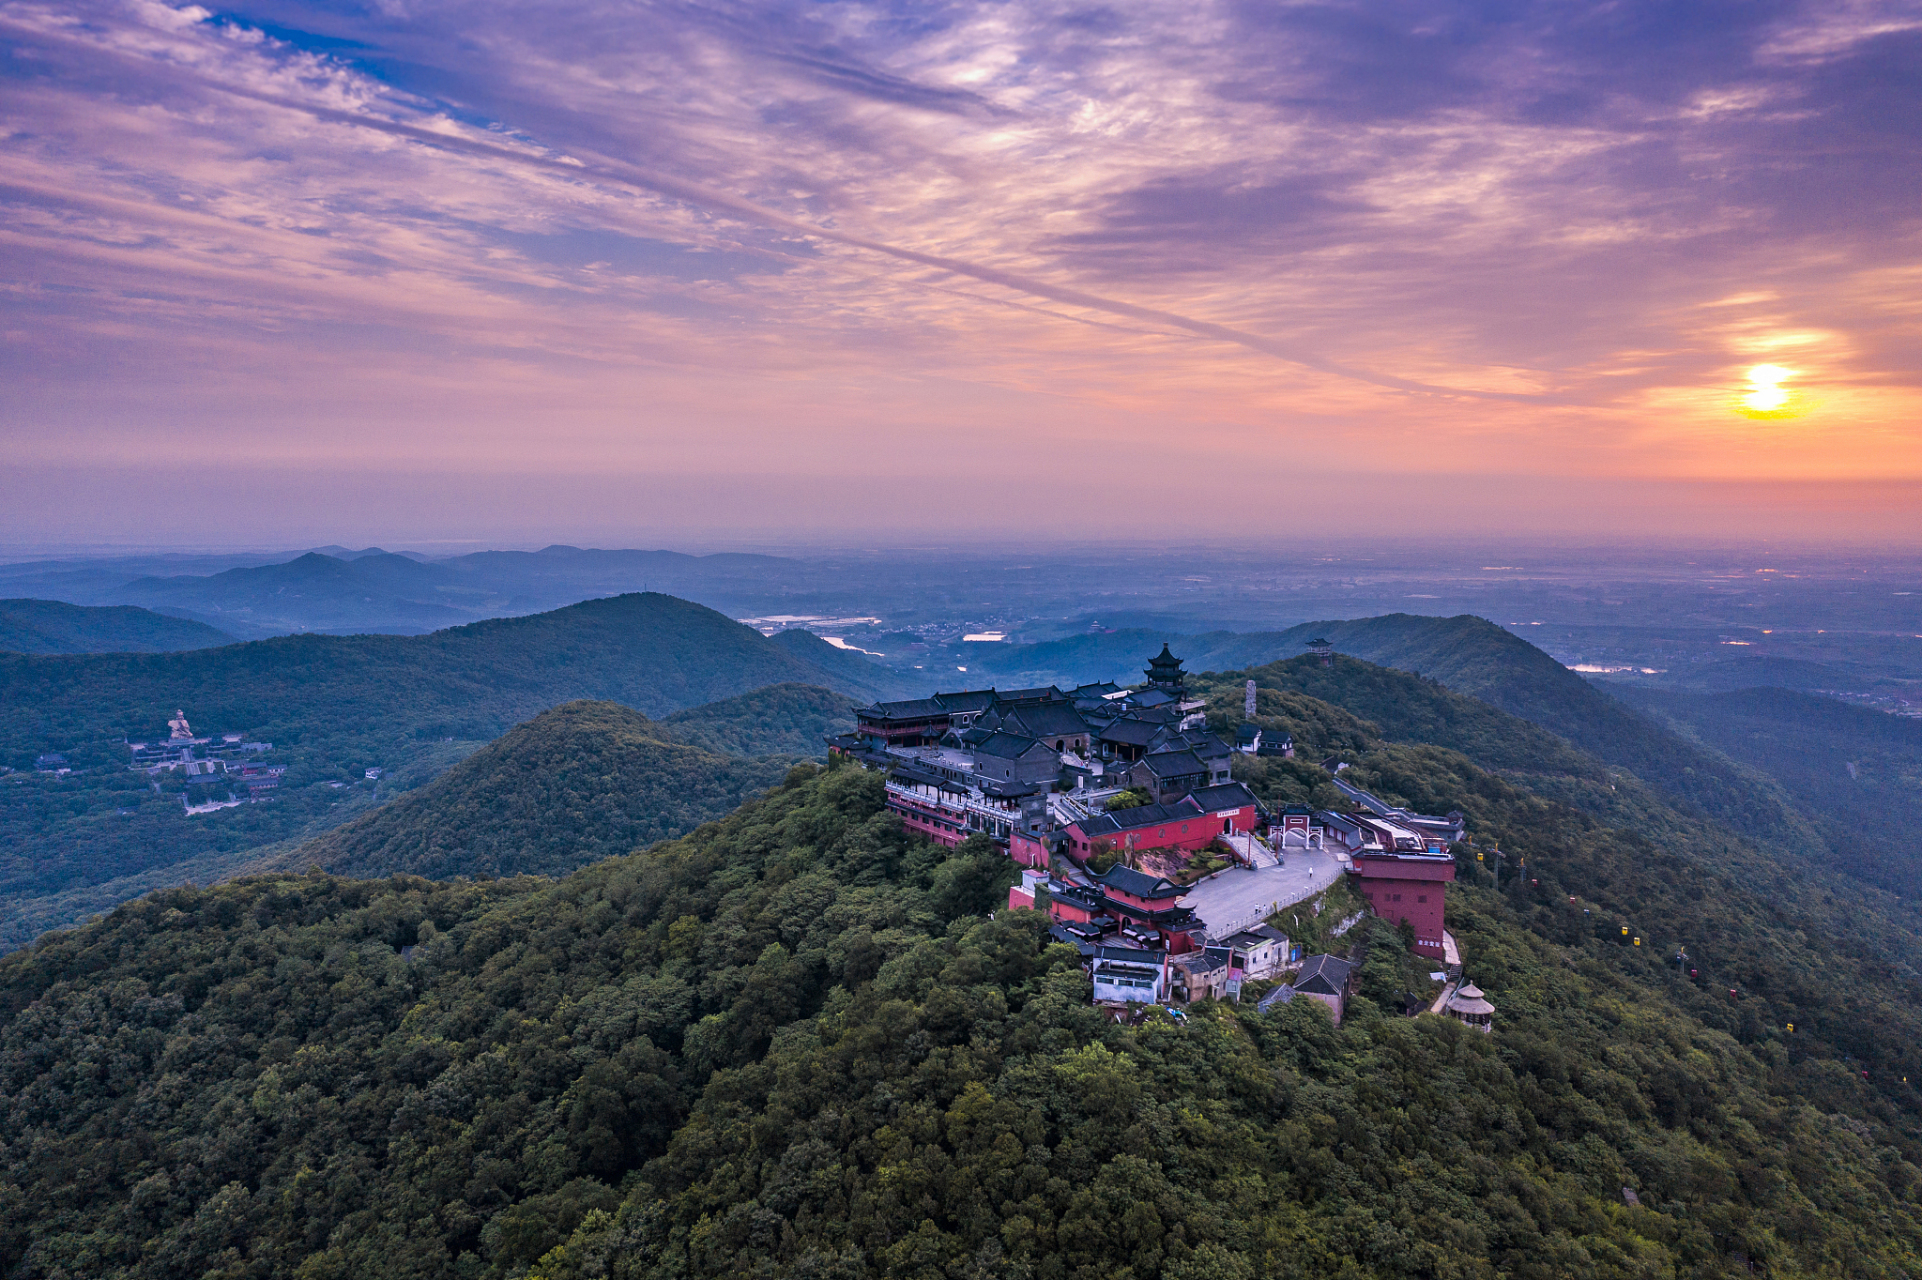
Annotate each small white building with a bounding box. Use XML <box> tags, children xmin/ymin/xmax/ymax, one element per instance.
<box><xmin>1090</xmin><ymin>945</ymin><xmax>1167</xmax><ymax>1006</ymax></box>
<box><xmin>1221</xmin><ymin>924</ymin><xmax>1291</xmax><ymax>980</ymax></box>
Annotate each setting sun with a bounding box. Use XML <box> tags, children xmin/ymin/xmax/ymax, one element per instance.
<box><xmin>1738</xmin><ymin>363</ymin><xmax>1805</xmax><ymax>419</ymax></box>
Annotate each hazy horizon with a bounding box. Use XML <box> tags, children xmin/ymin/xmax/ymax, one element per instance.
<box><xmin>5</xmin><ymin>470</ymin><xmax>1922</xmax><ymax>549</ymax></box>
<box><xmin>7</xmin><ymin>527</ymin><xmax>1922</xmax><ymax>561</ymax></box>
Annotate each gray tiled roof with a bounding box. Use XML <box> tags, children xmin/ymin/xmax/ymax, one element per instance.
<box><xmin>1092</xmin><ymin>942</ymin><xmax>1164</xmax><ymax>961</ymax></box>
<box><xmin>861</xmin><ymin>697</ymin><xmax>949</xmax><ymax>721</ymax></box>
<box><xmin>888</xmin><ymin>762</ymin><xmax>970</xmax><ymax>792</ymax></box>
<box><xmin>997</xmin><ymin>686</ymin><xmax>1068</xmax><ymax>703</ymax></box>
<box><xmin>1094</xmin><ymin>864</ymin><xmax>1185</xmax><ymax>900</ymax></box>
<box><xmin>1256</xmin><ymin>985</ymin><xmax>1295</xmax><ymax>1011</ymax></box>
<box><xmin>1099</xmin><ymin>719</ymin><xmax>1164</xmax><ymax>746</ymax></box>
<box><xmin>1073</xmin><ymin>797</ymin><xmax>1205</xmax><ymax>836</ymax></box>
<box><xmin>971</xmin><ymin>731</ymin><xmax>1049</xmax><ymax>760</ymax></box>
<box><xmin>1186</xmin><ymin>781</ymin><xmax>1263</xmax><ymax>813</ymax></box>
<box><xmin>1292</xmin><ymin>953</ymin><xmax>1354</xmax><ymax>997</ymax></box>
<box><xmin>1139</xmin><ymin>749</ymin><xmax>1206</xmax><ymax>779</ymax></box>
<box><xmin>1180</xmin><ymin>732</ymin><xmax>1233</xmax><ymax>758</ymax></box>
<box><xmin>1001</xmin><ymin>703</ymin><xmax>1091</xmax><ymax>737</ymax></box>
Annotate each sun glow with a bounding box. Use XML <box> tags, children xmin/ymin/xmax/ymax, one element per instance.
<box><xmin>1737</xmin><ymin>364</ymin><xmax>1805</xmax><ymax>418</ymax></box>
<box><xmin>1745</xmin><ymin>365</ymin><xmax>1791</xmax><ymax>411</ymax></box>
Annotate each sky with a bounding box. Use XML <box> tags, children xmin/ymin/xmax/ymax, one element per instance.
<box><xmin>2</xmin><ymin>0</ymin><xmax>1920</xmax><ymax>545</ymax></box>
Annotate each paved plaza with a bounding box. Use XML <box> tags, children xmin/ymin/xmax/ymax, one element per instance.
<box><xmin>1178</xmin><ymin>844</ymin><xmax>1347</xmax><ymax>939</ymax></box>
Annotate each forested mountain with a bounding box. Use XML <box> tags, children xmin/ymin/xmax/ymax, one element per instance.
<box><xmin>1238</xmin><ymin>615</ymin><xmax>1864</xmax><ymax>870</ymax></box>
<box><xmin>0</xmin><ymin>599</ymin><xmax>235</xmax><ymax>654</ymax></box>
<box><xmin>1270</xmin><ymin>614</ymin><xmax>1699</xmax><ymax>761</ymax></box>
<box><xmin>9</xmin><ymin>607</ymin><xmax>1922</xmax><ymax>1275</ymax></box>
<box><xmin>0</xmin><ymin>592</ymin><xmax>881</xmax><ymax>770</ymax></box>
<box><xmin>1192</xmin><ymin>649</ymin><xmax>1826</xmax><ymax>858</ymax></box>
<box><xmin>657</xmin><ymin>683</ymin><xmax>862</xmax><ymax>757</ymax></box>
<box><xmin>1615</xmin><ymin>684</ymin><xmax>1922</xmax><ymax>897</ymax></box>
<box><xmin>0</xmin><ymin>594</ymin><xmax>899</xmax><ymax>948</ymax></box>
<box><xmin>1267</xmin><ymin>615</ymin><xmax>1922</xmax><ymax>901</ymax></box>
<box><xmin>8</xmin><ymin>744</ymin><xmax>1922</xmax><ymax>1279</ymax></box>
<box><xmin>290</xmin><ymin>702</ymin><xmax>793</xmax><ymax>880</ymax></box>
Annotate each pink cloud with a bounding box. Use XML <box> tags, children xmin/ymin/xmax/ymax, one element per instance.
<box><xmin>1</xmin><ymin>0</ymin><xmax>1918</xmax><ymax>542</ymax></box>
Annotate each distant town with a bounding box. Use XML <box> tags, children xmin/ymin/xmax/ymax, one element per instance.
<box><xmin>832</xmin><ymin>642</ymin><xmax>1494</xmax><ymax>1030</ymax></box>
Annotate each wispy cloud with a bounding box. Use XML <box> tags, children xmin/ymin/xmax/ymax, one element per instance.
<box><xmin>2</xmin><ymin>0</ymin><xmax>1919</xmax><ymax>539</ymax></box>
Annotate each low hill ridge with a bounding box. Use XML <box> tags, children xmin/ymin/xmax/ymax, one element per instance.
<box><xmin>1674</xmin><ymin>654</ymin><xmax>1851</xmax><ymax>691</ymax></box>
<box><xmin>289</xmin><ymin>701</ymin><xmax>791</xmax><ymax>879</ymax></box>
<box><xmin>1617</xmin><ymin>683</ymin><xmax>1922</xmax><ymax>896</ymax></box>
<box><xmin>657</xmin><ymin>682</ymin><xmax>862</xmax><ymax>757</ymax></box>
<box><xmin>80</xmin><ymin>544</ymin><xmax>809</xmax><ymax>639</ymax></box>
<box><xmin>0</xmin><ymin>599</ymin><xmax>235</xmax><ymax>654</ymax></box>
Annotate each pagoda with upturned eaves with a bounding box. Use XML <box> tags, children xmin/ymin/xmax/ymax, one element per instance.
<box><xmin>1145</xmin><ymin>643</ymin><xmax>1185</xmax><ymax>690</ymax></box>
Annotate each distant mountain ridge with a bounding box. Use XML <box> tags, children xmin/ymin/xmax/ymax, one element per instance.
<box><xmin>114</xmin><ymin>551</ymin><xmax>492</xmax><ymax>636</ymax></box>
<box><xmin>5</xmin><ymin>545</ymin><xmax>814</xmax><ymax>639</ymax></box>
<box><xmin>0</xmin><ymin>599</ymin><xmax>235</xmax><ymax>654</ymax></box>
